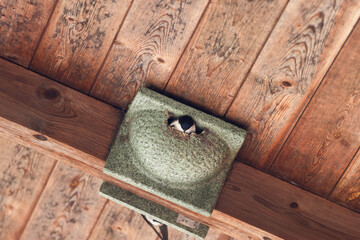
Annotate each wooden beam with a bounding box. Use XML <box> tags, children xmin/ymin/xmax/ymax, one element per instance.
<box><xmin>217</xmin><ymin>163</ymin><xmax>360</xmax><ymax>240</ymax></box>
<box><xmin>0</xmin><ymin>58</ymin><xmax>121</xmax><ymax>160</ymax></box>
<box><xmin>1</xmin><ymin>58</ymin><xmax>360</xmax><ymax>240</ymax></box>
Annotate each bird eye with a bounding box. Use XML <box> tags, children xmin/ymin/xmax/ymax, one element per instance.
<box><xmin>167</xmin><ymin>116</ymin><xmax>176</xmax><ymax>125</ymax></box>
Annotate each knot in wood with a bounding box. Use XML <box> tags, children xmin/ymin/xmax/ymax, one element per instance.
<box><xmin>37</xmin><ymin>87</ymin><xmax>60</xmax><ymax>100</ymax></box>
<box><xmin>33</xmin><ymin>134</ymin><xmax>47</xmax><ymax>141</ymax></box>
<box><xmin>290</xmin><ymin>202</ymin><xmax>299</xmax><ymax>208</ymax></box>
<box><xmin>281</xmin><ymin>80</ymin><xmax>292</xmax><ymax>87</ymax></box>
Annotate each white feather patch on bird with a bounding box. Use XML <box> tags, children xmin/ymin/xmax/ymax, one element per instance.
<box><xmin>185</xmin><ymin>124</ymin><xmax>196</xmax><ymax>134</ymax></box>
<box><xmin>169</xmin><ymin>119</ymin><xmax>184</xmax><ymax>132</ymax></box>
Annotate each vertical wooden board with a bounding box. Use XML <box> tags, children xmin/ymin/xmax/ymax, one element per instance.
<box><xmin>269</xmin><ymin>22</ymin><xmax>360</xmax><ymax>197</ymax></box>
<box><xmin>226</xmin><ymin>0</ymin><xmax>360</xmax><ymax>170</ymax></box>
<box><xmin>88</xmin><ymin>201</ymin><xmax>198</xmax><ymax>240</ymax></box>
<box><xmin>88</xmin><ymin>201</ymin><xmax>159</xmax><ymax>240</ymax></box>
<box><xmin>0</xmin><ymin>0</ymin><xmax>57</xmax><ymax>66</ymax></box>
<box><xmin>89</xmin><ymin>201</ymin><xmax>228</xmax><ymax>240</ymax></box>
<box><xmin>20</xmin><ymin>162</ymin><xmax>107</xmax><ymax>240</ymax></box>
<box><xmin>330</xmin><ymin>150</ymin><xmax>360</xmax><ymax>212</ymax></box>
<box><xmin>29</xmin><ymin>0</ymin><xmax>132</xmax><ymax>93</ymax></box>
<box><xmin>164</xmin><ymin>0</ymin><xmax>288</xmax><ymax>116</ymax></box>
<box><xmin>0</xmin><ymin>135</ymin><xmax>56</xmax><ymax>240</ymax></box>
<box><xmin>90</xmin><ymin>0</ymin><xmax>209</xmax><ymax>109</ymax></box>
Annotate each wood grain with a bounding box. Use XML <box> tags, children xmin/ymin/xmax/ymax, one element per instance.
<box><xmin>29</xmin><ymin>0</ymin><xmax>132</xmax><ymax>93</ymax></box>
<box><xmin>0</xmin><ymin>135</ymin><xmax>56</xmax><ymax>240</ymax></box>
<box><xmin>88</xmin><ymin>202</ymin><xmax>161</xmax><ymax>240</ymax></box>
<box><xmin>89</xmin><ymin>201</ymin><xmax>207</xmax><ymax>240</ymax></box>
<box><xmin>0</xmin><ymin>58</ymin><xmax>121</xmax><ymax>160</ymax></box>
<box><xmin>165</xmin><ymin>0</ymin><xmax>287</xmax><ymax>116</ymax></box>
<box><xmin>0</xmin><ymin>59</ymin><xmax>278</xmax><ymax>239</ymax></box>
<box><xmin>0</xmin><ymin>0</ymin><xmax>57</xmax><ymax>66</ymax></box>
<box><xmin>1</xmin><ymin>115</ymin><xmax>355</xmax><ymax>240</ymax></box>
<box><xmin>89</xmin><ymin>196</ymin><xmax>245</xmax><ymax>240</ymax></box>
<box><xmin>90</xmin><ymin>0</ymin><xmax>209</xmax><ymax>109</ymax></box>
<box><xmin>20</xmin><ymin>161</ymin><xmax>107</xmax><ymax>240</ymax></box>
<box><xmin>2</xmin><ymin>59</ymin><xmax>360</xmax><ymax>239</ymax></box>
<box><xmin>327</xmin><ymin>22</ymin><xmax>360</xmax><ymax>208</ymax></box>
<box><xmin>0</xmin><ymin>137</ymin><xmax>229</xmax><ymax>240</ymax></box>
<box><xmin>226</xmin><ymin>0</ymin><xmax>360</xmax><ymax>171</ymax></box>
<box><xmin>0</xmin><ymin>117</ymin><xmax>279</xmax><ymax>240</ymax></box>
<box><xmin>216</xmin><ymin>163</ymin><xmax>360</xmax><ymax>240</ymax></box>
<box><xmin>330</xmin><ymin>149</ymin><xmax>360</xmax><ymax>213</ymax></box>
<box><xmin>269</xmin><ymin>21</ymin><xmax>360</xmax><ymax>197</ymax></box>
<box><xmin>204</xmin><ymin>228</ymin><xmax>230</xmax><ymax>240</ymax></box>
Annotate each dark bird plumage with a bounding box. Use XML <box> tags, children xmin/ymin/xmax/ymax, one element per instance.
<box><xmin>169</xmin><ymin>115</ymin><xmax>197</xmax><ymax>134</ymax></box>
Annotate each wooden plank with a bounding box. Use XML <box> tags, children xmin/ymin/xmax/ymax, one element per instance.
<box><xmin>225</xmin><ymin>0</ymin><xmax>360</xmax><ymax>170</ymax></box>
<box><xmin>164</xmin><ymin>0</ymin><xmax>287</xmax><ymax>116</ymax></box>
<box><xmin>2</xmin><ymin>59</ymin><xmax>360</xmax><ymax>240</ymax></box>
<box><xmin>90</xmin><ymin>0</ymin><xmax>209</xmax><ymax>109</ymax></box>
<box><xmin>330</xmin><ymin>150</ymin><xmax>360</xmax><ymax>212</ymax></box>
<box><xmin>0</xmin><ymin>58</ymin><xmax>277</xmax><ymax>239</ymax></box>
<box><xmin>29</xmin><ymin>0</ymin><xmax>132</xmax><ymax>93</ymax></box>
<box><xmin>88</xmin><ymin>202</ymin><xmax>162</xmax><ymax>240</ymax></box>
<box><xmin>0</xmin><ymin>0</ymin><xmax>57</xmax><ymax>66</ymax></box>
<box><xmin>327</xmin><ymin>24</ymin><xmax>360</xmax><ymax>207</ymax></box>
<box><xmin>204</xmin><ymin>228</ymin><xmax>230</xmax><ymax>240</ymax></box>
<box><xmin>86</xmin><ymin>201</ymin><xmax>240</xmax><ymax>240</ymax></box>
<box><xmin>216</xmin><ymin>163</ymin><xmax>360</xmax><ymax>240</ymax></box>
<box><xmin>0</xmin><ymin>58</ymin><xmax>121</xmax><ymax>160</ymax></box>
<box><xmin>269</xmin><ymin>21</ymin><xmax>360</xmax><ymax>197</ymax></box>
<box><xmin>89</xmin><ymin>201</ymin><xmax>211</xmax><ymax>240</ymax></box>
<box><xmin>20</xmin><ymin>161</ymin><xmax>107</xmax><ymax>240</ymax></box>
<box><xmin>0</xmin><ymin>135</ymin><xmax>56</xmax><ymax>240</ymax></box>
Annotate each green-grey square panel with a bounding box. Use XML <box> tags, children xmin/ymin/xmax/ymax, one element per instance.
<box><xmin>103</xmin><ymin>87</ymin><xmax>246</xmax><ymax>216</ymax></box>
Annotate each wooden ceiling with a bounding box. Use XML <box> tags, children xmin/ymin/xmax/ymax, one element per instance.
<box><xmin>0</xmin><ymin>135</ymin><xmax>233</xmax><ymax>239</ymax></box>
<box><xmin>1</xmin><ymin>0</ymin><xmax>360</xmax><ymax>239</ymax></box>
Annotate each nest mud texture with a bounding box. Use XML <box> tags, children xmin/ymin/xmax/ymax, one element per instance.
<box><xmin>102</xmin><ymin>87</ymin><xmax>246</xmax><ymax>216</ymax></box>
